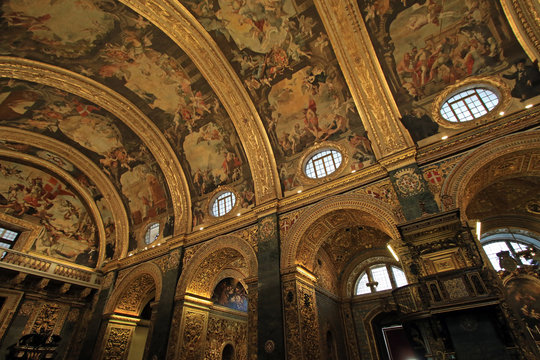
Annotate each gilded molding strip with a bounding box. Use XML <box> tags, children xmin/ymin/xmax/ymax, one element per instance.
<box><xmin>313</xmin><ymin>0</ymin><xmax>415</xmax><ymax>159</ymax></box>
<box><xmin>119</xmin><ymin>0</ymin><xmax>281</xmax><ymax>204</ymax></box>
<box><xmin>0</xmin><ymin>57</ymin><xmax>190</xmax><ymax>234</ymax></box>
<box><xmin>0</xmin><ymin>149</ymin><xmax>107</xmax><ymax>268</ymax></box>
<box><xmin>501</xmin><ymin>0</ymin><xmax>540</xmax><ymax>62</ymax></box>
<box><xmin>0</xmin><ymin>128</ymin><xmax>129</xmax><ymax>260</ymax></box>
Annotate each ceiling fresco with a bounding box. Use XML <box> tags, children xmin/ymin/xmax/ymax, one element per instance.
<box><xmin>182</xmin><ymin>0</ymin><xmax>376</xmax><ymax>194</ymax></box>
<box><xmin>0</xmin><ymin>0</ymin><xmax>255</xmax><ymax>228</ymax></box>
<box><xmin>0</xmin><ymin>79</ymin><xmax>171</xmax><ymax>249</ymax></box>
<box><xmin>358</xmin><ymin>0</ymin><xmax>533</xmax><ymax>142</ymax></box>
<box><xmin>0</xmin><ymin>158</ymin><xmax>99</xmax><ymax>267</ymax></box>
<box><xmin>0</xmin><ymin>140</ymin><xmax>117</xmax><ymax>261</ymax></box>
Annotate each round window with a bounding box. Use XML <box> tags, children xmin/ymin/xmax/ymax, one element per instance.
<box><xmin>304</xmin><ymin>149</ymin><xmax>343</xmax><ymax>179</ymax></box>
<box><xmin>211</xmin><ymin>191</ymin><xmax>236</xmax><ymax>217</ymax></box>
<box><xmin>440</xmin><ymin>87</ymin><xmax>499</xmax><ymax>123</ymax></box>
<box><xmin>144</xmin><ymin>223</ymin><xmax>160</xmax><ymax>244</ymax></box>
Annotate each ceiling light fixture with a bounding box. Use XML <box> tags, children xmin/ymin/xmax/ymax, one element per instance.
<box><xmin>441</xmin><ymin>135</ymin><xmax>448</xmax><ymax>140</ymax></box>
<box><xmin>387</xmin><ymin>244</ymin><xmax>399</xmax><ymax>261</ymax></box>
<box><xmin>499</xmin><ymin>111</ymin><xmax>505</xmax><ymax>116</ymax></box>
<box><xmin>297</xmin><ymin>189</ymin><xmax>302</xmax><ymax>193</ymax></box>
<box><xmin>199</xmin><ymin>227</ymin><xmax>204</xmax><ymax>231</ymax></box>
<box><xmin>525</xmin><ymin>104</ymin><xmax>533</xmax><ymax>109</ymax></box>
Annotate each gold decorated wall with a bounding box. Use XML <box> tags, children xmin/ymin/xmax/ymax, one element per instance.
<box><xmin>0</xmin><ymin>1</ymin><xmax>539</xmax><ymax>360</ymax></box>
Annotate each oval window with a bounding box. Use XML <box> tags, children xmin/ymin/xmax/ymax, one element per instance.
<box><xmin>211</xmin><ymin>191</ymin><xmax>236</xmax><ymax>217</ymax></box>
<box><xmin>304</xmin><ymin>149</ymin><xmax>343</xmax><ymax>179</ymax></box>
<box><xmin>440</xmin><ymin>87</ymin><xmax>499</xmax><ymax>123</ymax></box>
<box><xmin>144</xmin><ymin>223</ymin><xmax>160</xmax><ymax>244</ymax></box>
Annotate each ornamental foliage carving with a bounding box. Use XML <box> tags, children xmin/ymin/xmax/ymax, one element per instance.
<box><xmin>103</xmin><ymin>327</ymin><xmax>132</xmax><ymax>360</ymax></box>
<box><xmin>205</xmin><ymin>315</ymin><xmax>247</xmax><ymax>360</ymax></box>
<box><xmin>180</xmin><ymin>311</ymin><xmax>206</xmax><ymax>360</ymax></box>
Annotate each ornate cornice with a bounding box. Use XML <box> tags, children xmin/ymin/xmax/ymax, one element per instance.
<box><xmin>417</xmin><ymin>107</ymin><xmax>540</xmax><ymax>165</ymax></box>
<box><xmin>0</xmin><ymin>150</ymin><xmax>107</xmax><ymax>267</ymax></box>
<box><xmin>0</xmin><ymin>128</ymin><xmax>129</xmax><ymax>260</ymax></box>
<box><xmin>313</xmin><ymin>0</ymin><xmax>414</xmax><ymax>159</ymax></box>
<box><xmin>0</xmin><ymin>57</ymin><xmax>190</xmax><ymax>234</ymax></box>
<box><xmin>119</xmin><ymin>0</ymin><xmax>281</xmax><ymax>204</ymax></box>
<box><xmin>501</xmin><ymin>0</ymin><xmax>540</xmax><ymax>62</ymax></box>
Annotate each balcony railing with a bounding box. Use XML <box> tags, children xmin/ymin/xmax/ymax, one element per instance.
<box><xmin>0</xmin><ymin>248</ymin><xmax>101</xmax><ymax>288</ymax></box>
<box><xmin>393</xmin><ymin>269</ymin><xmax>496</xmax><ymax>315</ymax></box>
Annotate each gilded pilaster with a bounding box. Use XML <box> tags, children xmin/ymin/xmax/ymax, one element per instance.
<box><xmin>282</xmin><ymin>268</ymin><xmax>321</xmax><ymax>360</ymax></box>
<box><xmin>313</xmin><ymin>0</ymin><xmax>414</xmax><ymax>159</ymax></box>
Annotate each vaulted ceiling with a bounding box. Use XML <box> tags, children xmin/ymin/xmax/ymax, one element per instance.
<box><xmin>0</xmin><ymin>0</ymin><xmax>537</xmax><ymax>269</ymax></box>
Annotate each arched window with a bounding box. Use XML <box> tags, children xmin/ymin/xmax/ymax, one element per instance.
<box><xmin>356</xmin><ymin>263</ymin><xmax>408</xmax><ymax>295</ymax></box>
<box><xmin>211</xmin><ymin>191</ymin><xmax>236</xmax><ymax>217</ymax></box>
<box><xmin>304</xmin><ymin>149</ymin><xmax>343</xmax><ymax>179</ymax></box>
<box><xmin>144</xmin><ymin>223</ymin><xmax>160</xmax><ymax>245</ymax></box>
<box><xmin>481</xmin><ymin>233</ymin><xmax>539</xmax><ymax>271</ymax></box>
<box><xmin>440</xmin><ymin>87</ymin><xmax>499</xmax><ymax>123</ymax></box>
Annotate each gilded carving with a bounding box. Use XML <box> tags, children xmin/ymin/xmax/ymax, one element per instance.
<box><xmin>115</xmin><ymin>274</ymin><xmax>155</xmax><ymax>315</ymax></box>
<box><xmin>19</xmin><ymin>301</ymin><xmax>35</xmax><ymax>317</ymax></box>
<box><xmin>24</xmin><ymin>302</ymin><xmax>69</xmax><ymax>336</ymax></box>
<box><xmin>313</xmin><ymin>0</ymin><xmax>413</xmax><ymax>158</ymax></box>
<box><xmin>501</xmin><ymin>0</ymin><xmax>540</xmax><ymax>61</ymax></box>
<box><xmin>102</xmin><ymin>327</ymin><xmax>132</xmax><ymax>360</ymax></box>
<box><xmin>282</xmin><ymin>276</ymin><xmax>321</xmax><ymax>360</ymax></box>
<box><xmin>177</xmin><ymin>236</ymin><xmax>258</xmax><ymax>298</ymax></box>
<box><xmin>106</xmin><ymin>263</ymin><xmax>162</xmax><ymax>316</ymax></box>
<box><xmin>283</xmin><ymin>193</ymin><xmax>401</xmax><ymax>271</ymax></box>
<box><xmin>180</xmin><ymin>311</ymin><xmax>207</xmax><ymax>360</ymax></box>
<box><xmin>204</xmin><ymin>315</ymin><xmax>247</xmax><ymax>360</ymax></box>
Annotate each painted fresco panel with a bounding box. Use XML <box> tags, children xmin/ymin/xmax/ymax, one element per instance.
<box><xmin>0</xmin><ymin>159</ymin><xmax>98</xmax><ymax>267</ymax></box>
<box><xmin>0</xmin><ymin>140</ymin><xmax>117</xmax><ymax>260</ymax></box>
<box><xmin>0</xmin><ymin>0</ymin><xmax>255</xmax><ymax>226</ymax></box>
<box><xmin>358</xmin><ymin>0</ymin><xmax>535</xmax><ymax>142</ymax></box>
<box><xmin>0</xmin><ymin>79</ymin><xmax>171</xmax><ymax>247</ymax></box>
<box><xmin>183</xmin><ymin>0</ymin><xmax>376</xmax><ymax>194</ymax></box>
<box><xmin>211</xmin><ymin>277</ymin><xmax>248</xmax><ymax>312</ymax></box>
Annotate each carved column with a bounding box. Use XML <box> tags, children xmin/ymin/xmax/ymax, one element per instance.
<box><xmin>281</xmin><ymin>267</ymin><xmax>321</xmax><ymax>360</ymax></box>
<box><xmin>313</xmin><ymin>0</ymin><xmax>414</xmax><ymax>160</ymax></box>
<box><xmin>340</xmin><ymin>302</ymin><xmax>361</xmax><ymax>360</ymax></box>
<box><xmin>245</xmin><ymin>277</ymin><xmax>258</xmax><ymax>360</ymax></box>
<box><xmin>95</xmin><ymin>315</ymin><xmax>137</xmax><ymax>360</ymax></box>
<box><xmin>80</xmin><ymin>271</ymin><xmax>117</xmax><ymax>360</ymax></box>
<box><xmin>166</xmin><ymin>295</ymin><xmax>210</xmax><ymax>360</ymax></box>
<box><xmin>146</xmin><ymin>248</ymin><xmax>183</xmax><ymax>359</ymax></box>
<box><xmin>256</xmin><ymin>212</ymin><xmax>286</xmax><ymax>359</ymax></box>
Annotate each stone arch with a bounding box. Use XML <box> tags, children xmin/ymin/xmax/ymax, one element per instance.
<box><xmin>176</xmin><ymin>235</ymin><xmax>257</xmax><ymax>299</ymax></box>
<box><xmin>441</xmin><ymin>131</ymin><xmax>540</xmax><ymax>219</ymax></box>
<box><xmin>0</xmin><ymin>128</ymin><xmax>129</xmax><ymax>261</ymax></box>
<box><xmin>0</xmin><ymin>58</ymin><xmax>190</xmax><ymax>234</ymax></box>
<box><xmin>282</xmin><ymin>193</ymin><xmax>401</xmax><ymax>271</ymax></box>
<box><xmin>0</xmin><ymin>149</ymin><xmax>108</xmax><ymax>268</ymax></box>
<box><xmin>119</xmin><ymin>0</ymin><xmax>281</xmax><ymax>204</ymax></box>
<box><xmin>105</xmin><ymin>262</ymin><xmax>163</xmax><ymax>316</ymax></box>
